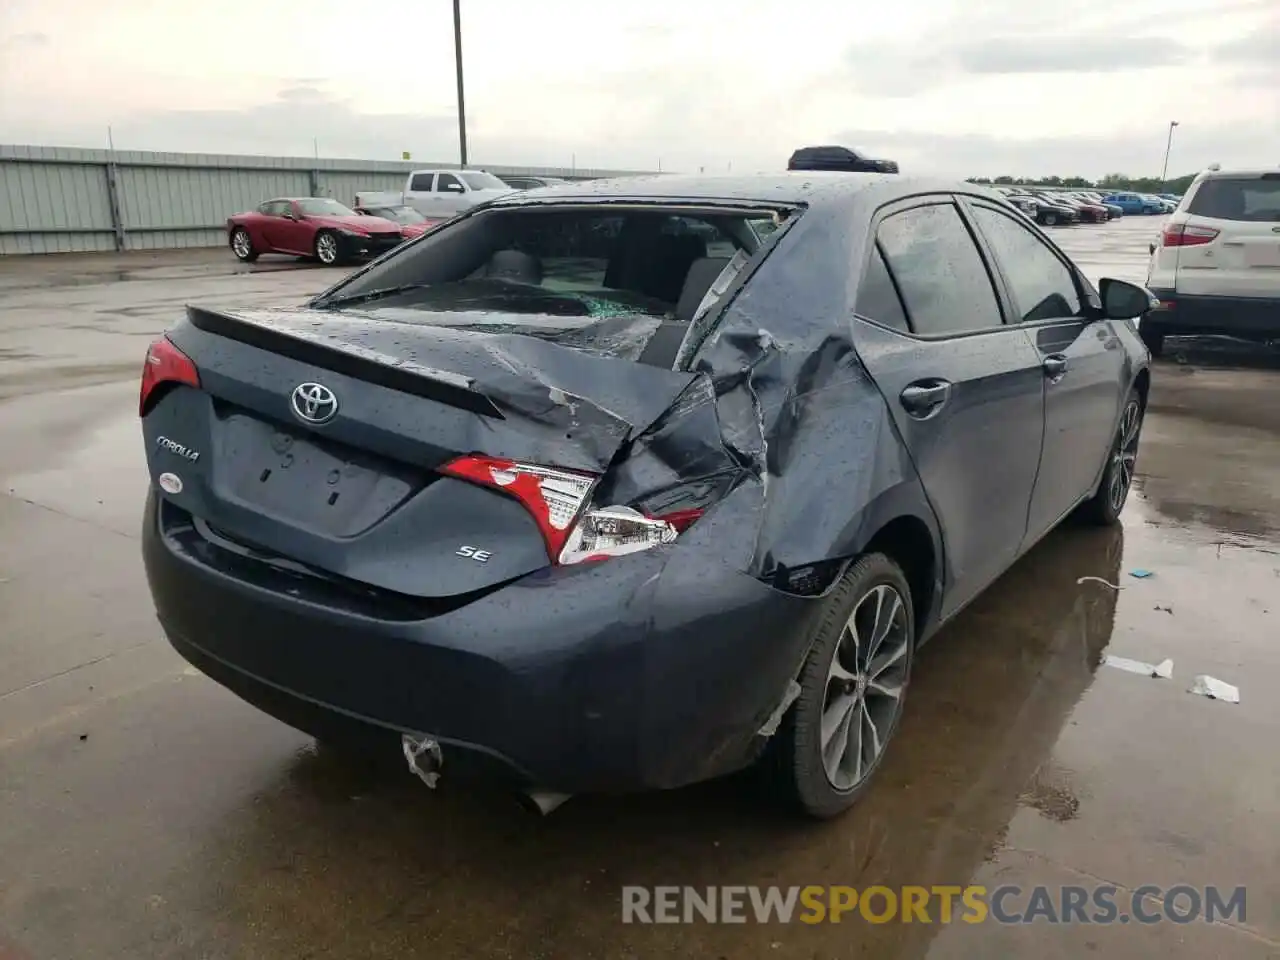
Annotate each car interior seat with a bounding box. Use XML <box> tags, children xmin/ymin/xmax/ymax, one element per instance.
<box><xmin>636</xmin><ymin>256</ymin><xmax>733</xmax><ymax>368</ymax></box>
<box><xmin>484</xmin><ymin>249</ymin><xmax>543</xmax><ymax>285</ymax></box>
<box><xmin>605</xmin><ymin>221</ymin><xmax>709</xmax><ymax>303</ymax></box>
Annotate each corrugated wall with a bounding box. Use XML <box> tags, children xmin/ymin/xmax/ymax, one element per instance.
<box><xmin>0</xmin><ymin>144</ymin><xmax>654</xmax><ymax>256</ymax></box>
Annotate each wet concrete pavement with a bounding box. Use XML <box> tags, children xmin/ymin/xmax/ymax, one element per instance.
<box><xmin>2</xmin><ymin>219</ymin><xmax>1278</xmax><ymax>959</ymax></box>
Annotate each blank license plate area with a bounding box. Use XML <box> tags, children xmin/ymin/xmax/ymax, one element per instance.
<box><xmin>216</xmin><ymin>413</ymin><xmax>424</xmax><ymax>536</ymax></box>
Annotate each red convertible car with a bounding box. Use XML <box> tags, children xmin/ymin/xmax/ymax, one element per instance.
<box><xmin>227</xmin><ymin>197</ymin><xmax>405</xmax><ymax>265</ymax></box>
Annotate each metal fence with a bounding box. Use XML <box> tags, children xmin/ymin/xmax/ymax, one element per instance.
<box><xmin>0</xmin><ymin>144</ymin><xmax>653</xmax><ymax>256</ymax></box>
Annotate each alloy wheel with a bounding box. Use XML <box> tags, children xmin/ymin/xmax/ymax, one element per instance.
<box><xmin>232</xmin><ymin>230</ymin><xmax>251</xmax><ymax>259</ymax></box>
<box><xmin>1109</xmin><ymin>399</ymin><xmax>1142</xmax><ymax>512</ymax></box>
<box><xmin>819</xmin><ymin>583</ymin><xmax>910</xmax><ymax>792</ymax></box>
<box><xmin>316</xmin><ymin>233</ymin><xmax>338</xmax><ymax>265</ymax></box>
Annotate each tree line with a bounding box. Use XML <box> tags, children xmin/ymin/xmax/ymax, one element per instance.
<box><xmin>965</xmin><ymin>172</ymin><xmax>1197</xmax><ymax>193</ymax></box>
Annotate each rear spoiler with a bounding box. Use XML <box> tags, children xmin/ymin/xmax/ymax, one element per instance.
<box><xmin>185</xmin><ymin>306</ymin><xmax>505</xmax><ymax>418</ymax></box>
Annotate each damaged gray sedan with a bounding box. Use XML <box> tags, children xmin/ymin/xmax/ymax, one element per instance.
<box><xmin>139</xmin><ymin>173</ymin><xmax>1153</xmax><ymax>818</ymax></box>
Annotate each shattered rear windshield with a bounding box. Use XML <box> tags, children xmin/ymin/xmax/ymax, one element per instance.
<box><xmin>321</xmin><ymin>206</ymin><xmax>788</xmax><ymax>336</ymax></box>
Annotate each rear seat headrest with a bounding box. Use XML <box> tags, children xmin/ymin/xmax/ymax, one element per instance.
<box><xmin>485</xmin><ymin>249</ymin><xmax>543</xmax><ymax>284</ymax></box>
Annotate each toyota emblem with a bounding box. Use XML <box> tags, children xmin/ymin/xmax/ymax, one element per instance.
<box><xmin>291</xmin><ymin>382</ymin><xmax>339</xmax><ymax>425</ymax></box>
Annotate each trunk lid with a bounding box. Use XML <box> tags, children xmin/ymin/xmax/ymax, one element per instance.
<box><xmin>145</xmin><ymin>304</ymin><xmax>706</xmax><ymax>599</ymax></box>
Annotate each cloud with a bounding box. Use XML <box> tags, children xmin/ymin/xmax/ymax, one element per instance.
<box><xmin>1212</xmin><ymin>17</ymin><xmax>1279</xmax><ymax>61</ymax></box>
<box><xmin>955</xmin><ymin>37</ymin><xmax>1191</xmax><ymax>74</ymax></box>
<box><xmin>1</xmin><ymin>30</ymin><xmax>49</xmax><ymax>49</ymax></box>
<box><xmin>835</xmin><ymin>31</ymin><xmax>1193</xmax><ymax>96</ymax></box>
<box><xmin>828</xmin><ymin>125</ymin><xmax>1280</xmax><ymax>180</ymax></box>
<box><xmin>277</xmin><ymin>85</ymin><xmax>330</xmax><ymax>103</ymax></box>
<box><xmin>103</xmin><ymin>89</ymin><xmax>460</xmax><ymax>162</ymax></box>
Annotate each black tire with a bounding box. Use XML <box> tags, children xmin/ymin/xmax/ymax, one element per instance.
<box><xmin>1043</xmin><ymin>211</ymin><xmax>1058</xmax><ymax>226</ymax></box>
<box><xmin>229</xmin><ymin>227</ymin><xmax>258</xmax><ymax>262</ymax></box>
<box><xmin>1076</xmin><ymin>388</ymin><xmax>1144</xmax><ymax>526</ymax></box>
<box><xmin>767</xmin><ymin>553</ymin><xmax>915</xmax><ymax>819</ymax></box>
<box><xmin>1141</xmin><ymin>328</ymin><xmax>1165</xmax><ymax>358</ymax></box>
<box><xmin>314</xmin><ymin>229</ymin><xmax>342</xmax><ymax>266</ymax></box>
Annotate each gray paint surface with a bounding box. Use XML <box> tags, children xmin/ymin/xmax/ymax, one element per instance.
<box><xmin>0</xmin><ymin>143</ymin><xmax>653</xmax><ymax>255</ymax></box>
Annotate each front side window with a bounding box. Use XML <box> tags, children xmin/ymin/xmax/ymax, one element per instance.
<box><xmin>876</xmin><ymin>203</ymin><xmax>1002</xmax><ymax>336</ymax></box>
<box><xmin>436</xmin><ymin>173</ymin><xmax>464</xmax><ymax>193</ymax></box>
<box><xmin>969</xmin><ymin>205</ymin><xmax>1082</xmax><ymax>323</ymax></box>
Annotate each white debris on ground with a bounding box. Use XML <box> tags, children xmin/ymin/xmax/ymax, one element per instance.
<box><xmin>1188</xmin><ymin>675</ymin><xmax>1241</xmax><ymax>703</ymax></box>
<box><xmin>1078</xmin><ymin>575</ymin><xmax>1122</xmax><ymax>590</ymax></box>
<box><xmin>1103</xmin><ymin>655</ymin><xmax>1175</xmax><ymax>679</ymax></box>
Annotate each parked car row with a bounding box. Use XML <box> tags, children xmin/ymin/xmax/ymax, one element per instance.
<box><xmin>990</xmin><ymin>187</ymin><xmax>1180</xmax><ymax>226</ymax></box>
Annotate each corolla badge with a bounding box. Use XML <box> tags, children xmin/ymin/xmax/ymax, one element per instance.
<box><xmin>291</xmin><ymin>382</ymin><xmax>339</xmax><ymax>425</ymax></box>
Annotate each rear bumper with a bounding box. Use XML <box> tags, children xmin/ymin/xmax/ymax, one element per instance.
<box><xmin>142</xmin><ymin>491</ymin><xmax>819</xmax><ymax>793</ymax></box>
<box><xmin>1143</xmin><ymin>290</ymin><xmax>1280</xmax><ymax>340</ymax></box>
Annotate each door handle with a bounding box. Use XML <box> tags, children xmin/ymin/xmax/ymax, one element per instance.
<box><xmin>1043</xmin><ymin>354</ymin><xmax>1068</xmax><ymax>380</ymax></box>
<box><xmin>900</xmin><ymin>380</ymin><xmax>952</xmax><ymax>418</ymax></box>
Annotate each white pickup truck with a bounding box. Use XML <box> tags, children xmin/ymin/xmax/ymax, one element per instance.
<box><xmin>355</xmin><ymin>169</ymin><xmax>515</xmax><ymax>221</ymax></box>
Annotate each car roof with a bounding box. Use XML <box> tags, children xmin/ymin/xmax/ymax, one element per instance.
<box><xmin>486</xmin><ymin>172</ymin><xmax>974</xmax><ymax>208</ymax></box>
<box><xmin>1196</xmin><ymin>167</ymin><xmax>1280</xmax><ymax>180</ymax></box>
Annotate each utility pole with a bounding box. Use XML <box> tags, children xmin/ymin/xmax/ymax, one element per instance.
<box><xmin>1160</xmin><ymin>121</ymin><xmax>1179</xmax><ymax>186</ymax></box>
<box><xmin>453</xmin><ymin>0</ymin><xmax>468</xmax><ymax>168</ymax></box>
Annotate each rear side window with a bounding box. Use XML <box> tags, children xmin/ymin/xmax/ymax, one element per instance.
<box><xmin>1187</xmin><ymin>177</ymin><xmax>1280</xmax><ymax>222</ymax></box>
<box><xmin>408</xmin><ymin>173</ymin><xmax>434</xmax><ymax>192</ymax></box>
<box><xmin>876</xmin><ymin>203</ymin><xmax>1002</xmax><ymax>336</ymax></box>
<box><xmin>855</xmin><ymin>244</ymin><xmax>909</xmax><ymax>332</ymax></box>
<box><xmin>969</xmin><ymin>205</ymin><xmax>1082</xmax><ymax>322</ymax></box>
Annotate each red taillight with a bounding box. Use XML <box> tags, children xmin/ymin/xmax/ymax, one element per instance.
<box><xmin>439</xmin><ymin>455</ymin><xmax>706</xmax><ymax>564</ymax></box>
<box><xmin>652</xmin><ymin>507</ymin><xmax>704</xmax><ymax>533</ymax></box>
<box><xmin>139</xmin><ymin>336</ymin><xmax>199</xmax><ymax>416</ymax></box>
<box><xmin>440</xmin><ymin>455</ymin><xmax>598</xmax><ymax>559</ymax></box>
<box><xmin>1162</xmin><ymin>223</ymin><xmax>1219</xmax><ymax>247</ymax></box>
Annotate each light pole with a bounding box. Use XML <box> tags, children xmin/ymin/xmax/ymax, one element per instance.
<box><xmin>1160</xmin><ymin>120</ymin><xmax>1179</xmax><ymax>187</ymax></box>
<box><xmin>453</xmin><ymin>0</ymin><xmax>468</xmax><ymax>168</ymax></box>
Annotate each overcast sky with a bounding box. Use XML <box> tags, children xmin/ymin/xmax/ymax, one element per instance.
<box><xmin>1</xmin><ymin>0</ymin><xmax>1276</xmax><ymax>178</ymax></box>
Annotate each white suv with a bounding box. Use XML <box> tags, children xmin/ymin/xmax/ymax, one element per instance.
<box><xmin>1143</xmin><ymin>165</ymin><xmax>1280</xmax><ymax>356</ymax></box>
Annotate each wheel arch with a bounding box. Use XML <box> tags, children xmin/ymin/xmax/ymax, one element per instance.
<box><xmin>858</xmin><ymin>513</ymin><xmax>939</xmax><ymax>642</ymax></box>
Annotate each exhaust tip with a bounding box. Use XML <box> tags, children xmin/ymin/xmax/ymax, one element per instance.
<box><xmin>519</xmin><ymin>790</ymin><xmax>572</xmax><ymax>816</ymax></box>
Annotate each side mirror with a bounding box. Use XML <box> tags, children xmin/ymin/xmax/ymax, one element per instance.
<box><xmin>1099</xmin><ymin>278</ymin><xmax>1158</xmax><ymax>320</ymax></box>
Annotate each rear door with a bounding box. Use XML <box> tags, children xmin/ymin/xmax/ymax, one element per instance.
<box><xmin>852</xmin><ymin>196</ymin><xmax>1046</xmax><ymax>617</ymax></box>
<box><xmin>962</xmin><ymin>198</ymin><xmax>1126</xmax><ymax>541</ymax></box>
<box><xmin>1175</xmin><ymin>174</ymin><xmax>1280</xmax><ymax>298</ymax></box>
<box><xmin>402</xmin><ymin>172</ymin><xmax>436</xmax><ymax>214</ymax></box>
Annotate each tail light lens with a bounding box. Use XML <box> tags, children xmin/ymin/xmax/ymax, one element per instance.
<box><xmin>439</xmin><ymin>455</ymin><xmax>703</xmax><ymax>565</ymax></box>
<box><xmin>1162</xmin><ymin>223</ymin><xmax>1219</xmax><ymax>247</ymax></box>
<box><xmin>139</xmin><ymin>336</ymin><xmax>199</xmax><ymax>416</ymax></box>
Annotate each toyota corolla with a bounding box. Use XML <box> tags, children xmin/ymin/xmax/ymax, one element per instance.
<box><xmin>140</xmin><ymin>173</ymin><xmax>1154</xmax><ymax>818</ymax></box>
